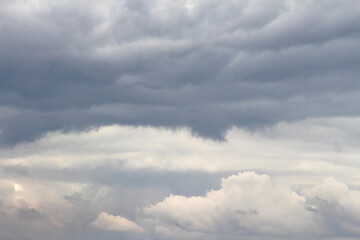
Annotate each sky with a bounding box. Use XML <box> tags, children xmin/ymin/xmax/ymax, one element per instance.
<box><xmin>1</xmin><ymin>0</ymin><xmax>360</xmax><ymax>239</ymax></box>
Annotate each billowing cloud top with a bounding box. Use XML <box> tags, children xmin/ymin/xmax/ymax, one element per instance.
<box><xmin>1</xmin><ymin>0</ymin><xmax>360</xmax><ymax>145</ymax></box>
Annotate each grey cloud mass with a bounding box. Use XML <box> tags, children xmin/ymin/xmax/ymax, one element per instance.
<box><xmin>1</xmin><ymin>0</ymin><xmax>360</xmax><ymax>145</ymax></box>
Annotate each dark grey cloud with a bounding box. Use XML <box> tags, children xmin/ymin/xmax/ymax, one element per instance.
<box><xmin>17</xmin><ymin>208</ymin><xmax>44</xmax><ymax>220</ymax></box>
<box><xmin>1</xmin><ymin>0</ymin><xmax>360</xmax><ymax>145</ymax></box>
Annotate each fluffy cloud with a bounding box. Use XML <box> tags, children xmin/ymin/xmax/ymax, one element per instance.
<box><xmin>1</xmin><ymin>0</ymin><xmax>360</xmax><ymax>145</ymax></box>
<box><xmin>0</xmin><ymin>176</ymin><xmax>150</xmax><ymax>240</ymax></box>
<box><xmin>144</xmin><ymin>172</ymin><xmax>360</xmax><ymax>239</ymax></box>
<box><xmin>302</xmin><ymin>177</ymin><xmax>360</xmax><ymax>236</ymax></box>
<box><xmin>144</xmin><ymin>172</ymin><xmax>315</xmax><ymax>238</ymax></box>
<box><xmin>0</xmin><ymin>166</ymin><xmax>359</xmax><ymax>240</ymax></box>
<box><xmin>0</xmin><ymin>179</ymin><xmax>74</xmax><ymax>240</ymax></box>
<box><xmin>91</xmin><ymin>212</ymin><xmax>143</xmax><ymax>233</ymax></box>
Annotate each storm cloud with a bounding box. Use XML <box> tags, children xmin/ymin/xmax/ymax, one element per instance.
<box><xmin>1</xmin><ymin>0</ymin><xmax>360</xmax><ymax>145</ymax></box>
<box><xmin>1</xmin><ymin>1</ymin><xmax>360</xmax><ymax>239</ymax></box>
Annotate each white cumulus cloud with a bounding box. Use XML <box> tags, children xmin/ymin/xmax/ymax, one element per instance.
<box><xmin>91</xmin><ymin>212</ymin><xmax>143</xmax><ymax>233</ymax></box>
<box><xmin>144</xmin><ymin>172</ymin><xmax>316</xmax><ymax>237</ymax></box>
<box><xmin>144</xmin><ymin>172</ymin><xmax>360</xmax><ymax>239</ymax></box>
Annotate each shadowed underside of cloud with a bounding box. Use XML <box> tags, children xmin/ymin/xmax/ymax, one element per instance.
<box><xmin>1</xmin><ymin>0</ymin><xmax>360</xmax><ymax>145</ymax></box>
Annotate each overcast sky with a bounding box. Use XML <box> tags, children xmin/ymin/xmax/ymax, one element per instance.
<box><xmin>1</xmin><ymin>0</ymin><xmax>360</xmax><ymax>239</ymax></box>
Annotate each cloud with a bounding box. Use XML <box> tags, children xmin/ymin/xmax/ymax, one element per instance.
<box><xmin>302</xmin><ymin>177</ymin><xmax>360</xmax><ymax>236</ymax></box>
<box><xmin>0</xmin><ymin>176</ymin><xmax>151</xmax><ymax>239</ymax></box>
<box><xmin>1</xmin><ymin>120</ymin><xmax>360</xmax><ymax>182</ymax></box>
<box><xmin>0</xmin><ymin>164</ymin><xmax>359</xmax><ymax>240</ymax></box>
<box><xmin>1</xmin><ymin>1</ymin><xmax>360</xmax><ymax>239</ymax></box>
<box><xmin>144</xmin><ymin>172</ymin><xmax>360</xmax><ymax>239</ymax></box>
<box><xmin>91</xmin><ymin>212</ymin><xmax>143</xmax><ymax>233</ymax></box>
<box><xmin>1</xmin><ymin>0</ymin><xmax>360</xmax><ymax>145</ymax></box>
<box><xmin>144</xmin><ymin>172</ymin><xmax>315</xmax><ymax>238</ymax></box>
<box><xmin>17</xmin><ymin>208</ymin><xmax>45</xmax><ymax>220</ymax></box>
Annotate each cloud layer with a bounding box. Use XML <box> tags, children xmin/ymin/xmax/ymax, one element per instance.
<box><xmin>1</xmin><ymin>169</ymin><xmax>360</xmax><ymax>240</ymax></box>
<box><xmin>1</xmin><ymin>0</ymin><xmax>360</xmax><ymax>145</ymax></box>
